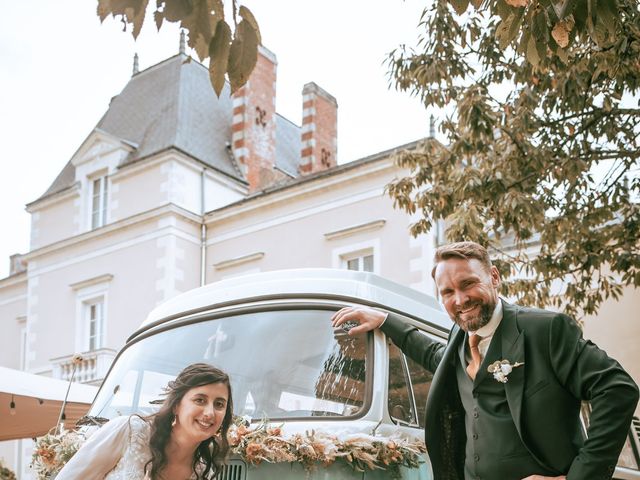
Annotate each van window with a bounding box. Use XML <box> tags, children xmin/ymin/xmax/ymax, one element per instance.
<box><xmin>90</xmin><ymin>309</ymin><xmax>369</xmax><ymax>420</ymax></box>
<box><xmin>405</xmin><ymin>353</ymin><xmax>434</xmax><ymax>429</ymax></box>
<box><xmin>388</xmin><ymin>343</ymin><xmax>417</xmax><ymax>426</ymax></box>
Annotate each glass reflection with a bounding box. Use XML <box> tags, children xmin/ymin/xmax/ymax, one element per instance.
<box><xmin>90</xmin><ymin>309</ymin><xmax>368</xmax><ymax>420</ymax></box>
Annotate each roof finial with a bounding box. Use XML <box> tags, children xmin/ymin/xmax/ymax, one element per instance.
<box><xmin>429</xmin><ymin>114</ymin><xmax>436</xmax><ymax>138</ymax></box>
<box><xmin>132</xmin><ymin>53</ymin><xmax>139</xmax><ymax>75</ymax></box>
<box><xmin>179</xmin><ymin>30</ymin><xmax>186</xmax><ymax>55</ymax></box>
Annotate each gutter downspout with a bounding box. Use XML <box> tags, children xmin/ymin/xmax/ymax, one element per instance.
<box><xmin>200</xmin><ymin>169</ymin><xmax>206</xmax><ymax>287</ymax></box>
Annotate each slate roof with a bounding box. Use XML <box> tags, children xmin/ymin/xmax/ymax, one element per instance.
<box><xmin>35</xmin><ymin>54</ymin><xmax>304</xmax><ymax>203</ymax></box>
<box><xmin>275</xmin><ymin>114</ymin><xmax>301</xmax><ymax>177</ymax></box>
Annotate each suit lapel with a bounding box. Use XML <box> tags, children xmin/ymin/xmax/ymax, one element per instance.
<box><xmin>427</xmin><ymin>324</ymin><xmax>464</xmax><ymax>410</ymax></box>
<box><xmin>501</xmin><ymin>301</ymin><xmax>526</xmax><ymax>441</ymax></box>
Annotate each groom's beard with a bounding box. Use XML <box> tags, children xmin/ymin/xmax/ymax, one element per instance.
<box><xmin>454</xmin><ymin>298</ymin><xmax>496</xmax><ymax>332</ymax></box>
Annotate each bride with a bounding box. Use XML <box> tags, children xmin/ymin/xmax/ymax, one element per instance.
<box><xmin>56</xmin><ymin>363</ymin><xmax>233</xmax><ymax>479</ymax></box>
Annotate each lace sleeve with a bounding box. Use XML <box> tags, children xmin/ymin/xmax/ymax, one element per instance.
<box><xmin>55</xmin><ymin>416</ymin><xmax>131</xmax><ymax>480</ymax></box>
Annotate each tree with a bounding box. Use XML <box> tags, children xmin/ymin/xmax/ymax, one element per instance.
<box><xmin>386</xmin><ymin>0</ymin><xmax>640</xmax><ymax>319</ymax></box>
<box><xmin>96</xmin><ymin>0</ymin><xmax>261</xmax><ymax>96</ymax></box>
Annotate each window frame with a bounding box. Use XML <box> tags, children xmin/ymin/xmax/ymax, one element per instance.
<box><xmin>90</xmin><ymin>173</ymin><xmax>109</xmax><ymax>230</ymax></box>
<box><xmin>89</xmin><ymin>302</ymin><xmax>375</xmax><ymax>423</ymax></box>
<box><xmin>331</xmin><ymin>239</ymin><xmax>381</xmax><ymax>274</ymax></box>
<box><xmin>387</xmin><ymin>341</ymin><xmax>420</xmax><ymax>427</ymax></box>
<box><xmin>73</xmin><ymin>278</ymin><xmax>111</xmax><ymax>353</ymax></box>
<box><xmin>86</xmin><ymin>298</ymin><xmax>106</xmax><ymax>351</ymax></box>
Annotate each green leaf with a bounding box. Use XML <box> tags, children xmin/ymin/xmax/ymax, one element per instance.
<box><xmin>238</xmin><ymin>5</ymin><xmax>262</xmax><ymax>45</ymax></box>
<box><xmin>449</xmin><ymin>0</ymin><xmax>470</xmax><ymax>15</ymax></box>
<box><xmin>227</xmin><ymin>19</ymin><xmax>259</xmax><ymax>93</ymax></box>
<box><xmin>209</xmin><ymin>20</ymin><xmax>232</xmax><ymax>97</ymax></box>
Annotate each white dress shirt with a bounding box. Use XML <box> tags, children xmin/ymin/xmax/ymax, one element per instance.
<box><xmin>468</xmin><ymin>299</ymin><xmax>503</xmax><ymax>360</ymax></box>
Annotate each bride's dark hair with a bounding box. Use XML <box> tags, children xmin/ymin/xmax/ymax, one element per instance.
<box><xmin>144</xmin><ymin>363</ymin><xmax>233</xmax><ymax>479</ymax></box>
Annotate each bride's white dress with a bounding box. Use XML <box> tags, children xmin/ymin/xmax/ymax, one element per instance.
<box><xmin>55</xmin><ymin>416</ymin><xmax>198</xmax><ymax>480</ymax></box>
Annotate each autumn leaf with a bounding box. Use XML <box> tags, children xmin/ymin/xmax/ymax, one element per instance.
<box><xmin>551</xmin><ymin>20</ymin><xmax>570</xmax><ymax>48</ymax></box>
<box><xmin>386</xmin><ymin>0</ymin><xmax>640</xmax><ymax>318</ymax></box>
<box><xmin>448</xmin><ymin>0</ymin><xmax>470</xmax><ymax>15</ymax></box>
<box><xmin>209</xmin><ymin>20</ymin><xmax>232</xmax><ymax>97</ymax></box>
<box><xmin>161</xmin><ymin>0</ymin><xmax>193</xmax><ymax>22</ymax></box>
<box><xmin>180</xmin><ymin>0</ymin><xmax>222</xmax><ymax>61</ymax></box>
<box><xmin>238</xmin><ymin>6</ymin><xmax>262</xmax><ymax>44</ymax></box>
<box><xmin>97</xmin><ymin>0</ymin><xmax>261</xmax><ymax>96</ymax></box>
<box><xmin>496</xmin><ymin>10</ymin><xmax>524</xmax><ymax>49</ymax></box>
<box><xmin>97</xmin><ymin>0</ymin><xmax>149</xmax><ymax>39</ymax></box>
<box><xmin>505</xmin><ymin>0</ymin><xmax>528</xmax><ymax>7</ymax></box>
<box><xmin>227</xmin><ymin>19</ymin><xmax>260</xmax><ymax>93</ymax></box>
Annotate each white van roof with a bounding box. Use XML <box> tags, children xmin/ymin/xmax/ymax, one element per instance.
<box><xmin>140</xmin><ymin>268</ymin><xmax>451</xmax><ymax>331</ymax></box>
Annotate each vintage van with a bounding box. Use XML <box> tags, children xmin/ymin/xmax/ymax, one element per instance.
<box><xmin>84</xmin><ymin>269</ymin><xmax>640</xmax><ymax>479</ymax></box>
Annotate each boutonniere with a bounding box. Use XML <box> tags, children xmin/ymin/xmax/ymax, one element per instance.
<box><xmin>487</xmin><ymin>359</ymin><xmax>524</xmax><ymax>383</ymax></box>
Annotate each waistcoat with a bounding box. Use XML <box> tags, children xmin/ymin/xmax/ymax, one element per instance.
<box><xmin>456</xmin><ymin>323</ymin><xmax>554</xmax><ymax>480</ymax></box>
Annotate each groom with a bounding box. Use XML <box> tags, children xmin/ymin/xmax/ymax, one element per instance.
<box><xmin>331</xmin><ymin>241</ymin><xmax>638</xmax><ymax>480</ymax></box>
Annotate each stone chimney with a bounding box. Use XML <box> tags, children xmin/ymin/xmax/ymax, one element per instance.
<box><xmin>231</xmin><ymin>46</ymin><xmax>278</xmax><ymax>192</ymax></box>
<box><xmin>9</xmin><ymin>253</ymin><xmax>26</xmax><ymax>276</ymax></box>
<box><xmin>299</xmin><ymin>82</ymin><xmax>337</xmax><ymax>175</ymax></box>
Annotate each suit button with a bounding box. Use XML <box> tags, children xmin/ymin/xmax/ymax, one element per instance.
<box><xmin>472</xmin><ymin>433</ymin><xmax>478</xmax><ymax>440</ymax></box>
<box><xmin>473</xmin><ymin>412</ymin><xmax>479</xmax><ymax>418</ymax></box>
<box><xmin>474</xmin><ymin>454</ymin><xmax>479</xmax><ymax>462</ymax></box>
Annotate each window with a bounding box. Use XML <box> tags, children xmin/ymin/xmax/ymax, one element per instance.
<box><xmin>89</xmin><ymin>309</ymin><xmax>370</xmax><ymax>420</ymax></box>
<box><xmin>387</xmin><ymin>337</ymin><xmax>435</xmax><ymax>428</ymax></box>
<box><xmin>86</xmin><ymin>299</ymin><xmax>105</xmax><ymax>350</ymax></box>
<box><xmin>345</xmin><ymin>253</ymin><xmax>374</xmax><ymax>272</ymax></box>
<box><xmin>388</xmin><ymin>343</ymin><xmax>416</xmax><ymax>425</ymax></box>
<box><xmin>72</xmin><ymin>274</ymin><xmax>112</xmax><ymax>353</ymax></box>
<box><xmin>91</xmin><ymin>175</ymin><xmax>108</xmax><ymax>229</ymax></box>
<box><xmin>332</xmin><ymin>240</ymin><xmax>380</xmax><ymax>274</ymax></box>
<box><xmin>405</xmin><ymin>349</ymin><xmax>434</xmax><ymax>428</ymax></box>
<box><xmin>20</xmin><ymin>326</ymin><xmax>27</xmax><ymax>370</ymax></box>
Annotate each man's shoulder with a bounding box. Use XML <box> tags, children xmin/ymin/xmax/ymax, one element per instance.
<box><xmin>507</xmin><ymin>302</ymin><xmax>576</xmax><ymax>330</ymax></box>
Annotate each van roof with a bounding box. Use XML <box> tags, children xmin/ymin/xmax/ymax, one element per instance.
<box><xmin>139</xmin><ymin>268</ymin><xmax>452</xmax><ymax>332</ymax></box>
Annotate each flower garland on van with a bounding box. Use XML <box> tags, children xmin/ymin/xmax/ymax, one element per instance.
<box><xmin>228</xmin><ymin>418</ymin><xmax>427</xmax><ymax>478</ymax></box>
<box><xmin>31</xmin><ymin>417</ymin><xmax>427</xmax><ymax>479</ymax></box>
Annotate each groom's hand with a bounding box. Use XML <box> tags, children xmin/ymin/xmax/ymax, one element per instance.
<box><xmin>331</xmin><ymin>306</ymin><xmax>387</xmax><ymax>335</ymax></box>
<box><xmin>522</xmin><ymin>476</ymin><xmax>566</xmax><ymax>480</ymax></box>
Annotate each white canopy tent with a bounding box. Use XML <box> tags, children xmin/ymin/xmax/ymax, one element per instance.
<box><xmin>0</xmin><ymin>366</ymin><xmax>98</xmax><ymax>441</ymax></box>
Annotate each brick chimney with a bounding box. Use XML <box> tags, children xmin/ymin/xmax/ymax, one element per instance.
<box><xmin>299</xmin><ymin>82</ymin><xmax>338</xmax><ymax>175</ymax></box>
<box><xmin>231</xmin><ymin>46</ymin><xmax>278</xmax><ymax>192</ymax></box>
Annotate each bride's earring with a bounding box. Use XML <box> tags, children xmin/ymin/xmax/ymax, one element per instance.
<box><xmin>171</xmin><ymin>414</ymin><xmax>177</xmax><ymax>427</ymax></box>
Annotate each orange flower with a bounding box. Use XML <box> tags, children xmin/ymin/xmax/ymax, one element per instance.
<box><xmin>245</xmin><ymin>443</ymin><xmax>266</xmax><ymax>465</ymax></box>
<box><xmin>35</xmin><ymin>447</ymin><xmax>56</xmax><ymax>467</ymax></box>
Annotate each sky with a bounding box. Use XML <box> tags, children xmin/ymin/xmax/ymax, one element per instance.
<box><xmin>0</xmin><ymin>0</ymin><xmax>435</xmax><ymax>279</ymax></box>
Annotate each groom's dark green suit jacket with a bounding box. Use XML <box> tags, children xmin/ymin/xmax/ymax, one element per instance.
<box><xmin>381</xmin><ymin>300</ymin><xmax>639</xmax><ymax>480</ymax></box>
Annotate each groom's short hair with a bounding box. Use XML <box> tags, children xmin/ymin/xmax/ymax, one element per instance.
<box><xmin>431</xmin><ymin>241</ymin><xmax>493</xmax><ymax>278</ymax></box>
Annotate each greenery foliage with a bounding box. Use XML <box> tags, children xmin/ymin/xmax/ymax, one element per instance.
<box><xmin>0</xmin><ymin>461</ymin><xmax>16</xmax><ymax>480</ymax></box>
<box><xmin>96</xmin><ymin>0</ymin><xmax>261</xmax><ymax>96</ymax></box>
<box><xmin>386</xmin><ymin>0</ymin><xmax>640</xmax><ymax>318</ymax></box>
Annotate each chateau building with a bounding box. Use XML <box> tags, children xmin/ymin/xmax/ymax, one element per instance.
<box><xmin>1</xmin><ymin>40</ymin><xmax>638</xmax><ymax>478</ymax></box>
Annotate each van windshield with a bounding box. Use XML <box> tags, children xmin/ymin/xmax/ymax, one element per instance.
<box><xmin>89</xmin><ymin>308</ymin><xmax>369</xmax><ymax>420</ymax></box>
